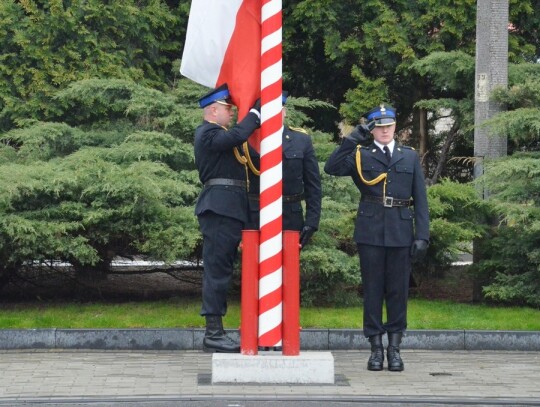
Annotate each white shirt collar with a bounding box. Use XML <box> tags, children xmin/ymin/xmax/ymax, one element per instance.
<box><xmin>374</xmin><ymin>139</ymin><xmax>395</xmax><ymax>155</ymax></box>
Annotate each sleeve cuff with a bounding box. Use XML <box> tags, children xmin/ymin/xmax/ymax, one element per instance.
<box><xmin>249</xmin><ymin>109</ymin><xmax>261</xmax><ymax>120</ymax></box>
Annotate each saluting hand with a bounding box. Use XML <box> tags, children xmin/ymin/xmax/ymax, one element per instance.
<box><xmin>346</xmin><ymin>124</ymin><xmax>372</xmax><ymax>146</ymax></box>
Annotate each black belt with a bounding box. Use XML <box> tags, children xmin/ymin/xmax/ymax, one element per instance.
<box><xmin>249</xmin><ymin>193</ymin><xmax>305</xmax><ymax>203</ymax></box>
<box><xmin>204</xmin><ymin>178</ymin><xmax>247</xmax><ymax>188</ymax></box>
<box><xmin>361</xmin><ymin>195</ymin><xmax>412</xmax><ymax>207</ymax></box>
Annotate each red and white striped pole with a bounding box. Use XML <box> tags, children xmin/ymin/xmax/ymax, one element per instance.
<box><xmin>240</xmin><ymin>230</ymin><xmax>259</xmax><ymax>355</ymax></box>
<box><xmin>258</xmin><ymin>0</ymin><xmax>283</xmax><ymax>348</ymax></box>
<box><xmin>282</xmin><ymin>230</ymin><xmax>300</xmax><ymax>355</ymax></box>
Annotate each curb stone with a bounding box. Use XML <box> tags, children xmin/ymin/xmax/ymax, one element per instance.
<box><xmin>1</xmin><ymin>328</ymin><xmax>539</xmax><ymax>351</ymax></box>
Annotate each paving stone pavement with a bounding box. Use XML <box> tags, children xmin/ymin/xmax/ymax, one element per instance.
<box><xmin>0</xmin><ymin>349</ymin><xmax>539</xmax><ymax>405</ymax></box>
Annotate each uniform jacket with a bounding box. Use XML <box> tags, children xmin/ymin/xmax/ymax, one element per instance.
<box><xmin>247</xmin><ymin>126</ymin><xmax>322</xmax><ymax>231</ymax></box>
<box><xmin>194</xmin><ymin>112</ymin><xmax>260</xmax><ymax>223</ymax></box>
<box><xmin>324</xmin><ymin>137</ymin><xmax>429</xmax><ymax>247</ymax></box>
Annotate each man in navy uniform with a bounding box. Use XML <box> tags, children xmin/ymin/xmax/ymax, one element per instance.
<box><xmin>244</xmin><ymin>92</ymin><xmax>322</xmax><ymax>247</ymax></box>
<box><xmin>324</xmin><ymin>105</ymin><xmax>429</xmax><ymax>371</ymax></box>
<box><xmin>194</xmin><ymin>83</ymin><xmax>261</xmax><ymax>353</ymax></box>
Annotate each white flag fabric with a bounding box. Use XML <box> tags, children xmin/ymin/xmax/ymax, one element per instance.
<box><xmin>181</xmin><ymin>0</ymin><xmax>261</xmax><ymax>124</ymax></box>
<box><xmin>180</xmin><ymin>0</ymin><xmax>243</xmax><ymax>87</ymax></box>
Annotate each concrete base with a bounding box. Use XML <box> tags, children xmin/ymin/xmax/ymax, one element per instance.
<box><xmin>211</xmin><ymin>351</ymin><xmax>334</xmax><ymax>384</ymax></box>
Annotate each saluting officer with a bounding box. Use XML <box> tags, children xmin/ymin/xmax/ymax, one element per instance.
<box><xmin>324</xmin><ymin>105</ymin><xmax>429</xmax><ymax>371</ymax></box>
<box><xmin>244</xmin><ymin>92</ymin><xmax>322</xmax><ymax>247</ymax></box>
<box><xmin>194</xmin><ymin>83</ymin><xmax>261</xmax><ymax>353</ymax></box>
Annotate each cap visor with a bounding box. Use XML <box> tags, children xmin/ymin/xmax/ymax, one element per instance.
<box><xmin>374</xmin><ymin>118</ymin><xmax>396</xmax><ymax>126</ymax></box>
<box><xmin>215</xmin><ymin>100</ymin><xmax>233</xmax><ymax>106</ymax></box>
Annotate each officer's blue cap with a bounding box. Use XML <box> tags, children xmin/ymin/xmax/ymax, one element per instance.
<box><xmin>282</xmin><ymin>91</ymin><xmax>289</xmax><ymax>105</ymax></box>
<box><xmin>198</xmin><ymin>83</ymin><xmax>233</xmax><ymax>108</ymax></box>
<box><xmin>363</xmin><ymin>104</ymin><xmax>396</xmax><ymax>126</ymax></box>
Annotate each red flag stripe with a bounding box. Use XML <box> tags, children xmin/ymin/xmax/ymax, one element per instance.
<box><xmin>216</xmin><ymin>0</ymin><xmax>261</xmax><ymax>122</ymax></box>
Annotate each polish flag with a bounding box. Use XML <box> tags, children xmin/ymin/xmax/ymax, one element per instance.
<box><xmin>180</xmin><ymin>0</ymin><xmax>261</xmax><ymax>148</ymax></box>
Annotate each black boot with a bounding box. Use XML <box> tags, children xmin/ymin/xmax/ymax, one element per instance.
<box><xmin>367</xmin><ymin>334</ymin><xmax>384</xmax><ymax>371</ymax></box>
<box><xmin>387</xmin><ymin>332</ymin><xmax>404</xmax><ymax>372</ymax></box>
<box><xmin>203</xmin><ymin>315</ymin><xmax>240</xmax><ymax>353</ymax></box>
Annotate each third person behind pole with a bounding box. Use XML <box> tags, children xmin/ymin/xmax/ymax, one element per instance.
<box><xmin>244</xmin><ymin>92</ymin><xmax>322</xmax><ymax>248</ymax></box>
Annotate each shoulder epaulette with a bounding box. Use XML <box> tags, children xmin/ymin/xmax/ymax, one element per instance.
<box><xmin>207</xmin><ymin>120</ymin><xmax>228</xmax><ymax>130</ymax></box>
<box><xmin>289</xmin><ymin>126</ymin><xmax>308</xmax><ymax>135</ymax></box>
<box><xmin>360</xmin><ymin>145</ymin><xmax>370</xmax><ymax>150</ymax></box>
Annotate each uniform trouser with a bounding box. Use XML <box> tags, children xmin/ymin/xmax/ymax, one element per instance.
<box><xmin>357</xmin><ymin>244</ymin><xmax>411</xmax><ymax>338</ymax></box>
<box><xmin>198</xmin><ymin>212</ymin><xmax>243</xmax><ymax>316</ymax></box>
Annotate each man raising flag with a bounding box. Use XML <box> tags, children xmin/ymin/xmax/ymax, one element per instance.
<box><xmin>181</xmin><ymin>0</ymin><xmax>264</xmax><ymax>353</ymax></box>
<box><xmin>182</xmin><ymin>0</ymin><xmax>286</xmax><ymax>351</ymax></box>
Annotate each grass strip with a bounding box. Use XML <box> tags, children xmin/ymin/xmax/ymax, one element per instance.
<box><xmin>1</xmin><ymin>298</ymin><xmax>539</xmax><ymax>330</ymax></box>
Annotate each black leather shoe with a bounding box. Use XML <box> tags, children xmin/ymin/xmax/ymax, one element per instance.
<box><xmin>203</xmin><ymin>333</ymin><xmax>240</xmax><ymax>353</ymax></box>
<box><xmin>387</xmin><ymin>332</ymin><xmax>404</xmax><ymax>371</ymax></box>
<box><xmin>203</xmin><ymin>315</ymin><xmax>240</xmax><ymax>353</ymax></box>
<box><xmin>367</xmin><ymin>334</ymin><xmax>384</xmax><ymax>371</ymax></box>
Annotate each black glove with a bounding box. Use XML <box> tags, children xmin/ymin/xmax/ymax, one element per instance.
<box><xmin>346</xmin><ymin>124</ymin><xmax>372</xmax><ymax>146</ymax></box>
<box><xmin>299</xmin><ymin>225</ymin><xmax>316</xmax><ymax>249</ymax></box>
<box><xmin>410</xmin><ymin>240</ymin><xmax>429</xmax><ymax>263</ymax></box>
<box><xmin>250</xmin><ymin>98</ymin><xmax>261</xmax><ymax>114</ymax></box>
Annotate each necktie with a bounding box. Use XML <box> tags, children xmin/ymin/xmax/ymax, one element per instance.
<box><xmin>383</xmin><ymin>146</ymin><xmax>391</xmax><ymax>164</ymax></box>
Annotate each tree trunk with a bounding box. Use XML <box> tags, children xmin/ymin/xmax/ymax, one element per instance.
<box><xmin>419</xmin><ymin>107</ymin><xmax>428</xmax><ymax>172</ymax></box>
<box><xmin>429</xmin><ymin>124</ymin><xmax>459</xmax><ymax>185</ymax></box>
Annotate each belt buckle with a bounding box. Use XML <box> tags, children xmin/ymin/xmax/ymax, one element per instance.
<box><xmin>384</xmin><ymin>196</ymin><xmax>394</xmax><ymax>207</ymax></box>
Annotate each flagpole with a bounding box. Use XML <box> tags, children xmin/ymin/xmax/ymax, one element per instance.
<box><xmin>258</xmin><ymin>0</ymin><xmax>283</xmax><ymax>347</ymax></box>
